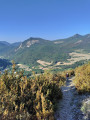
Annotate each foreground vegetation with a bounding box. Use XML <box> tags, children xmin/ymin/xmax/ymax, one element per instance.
<box><xmin>0</xmin><ymin>63</ymin><xmax>65</xmax><ymax>120</ymax></box>
<box><xmin>74</xmin><ymin>62</ymin><xmax>90</xmax><ymax>93</ymax></box>
<box><xmin>0</xmin><ymin>60</ymin><xmax>90</xmax><ymax>120</ymax></box>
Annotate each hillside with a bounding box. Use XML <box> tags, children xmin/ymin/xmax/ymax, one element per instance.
<box><xmin>0</xmin><ymin>41</ymin><xmax>21</xmax><ymax>56</ymax></box>
<box><xmin>54</xmin><ymin>34</ymin><xmax>90</xmax><ymax>52</ymax></box>
<box><xmin>11</xmin><ymin>34</ymin><xmax>90</xmax><ymax>66</ymax></box>
<box><xmin>10</xmin><ymin>37</ymin><xmax>70</xmax><ymax>66</ymax></box>
<box><xmin>55</xmin><ymin>62</ymin><xmax>90</xmax><ymax>120</ymax></box>
<box><xmin>0</xmin><ymin>34</ymin><xmax>90</xmax><ymax>68</ymax></box>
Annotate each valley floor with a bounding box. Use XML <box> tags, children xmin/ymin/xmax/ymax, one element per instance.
<box><xmin>55</xmin><ymin>77</ymin><xmax>90</xmax><ymax>120</ymax></box>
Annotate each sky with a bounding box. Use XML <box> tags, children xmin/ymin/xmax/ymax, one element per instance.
<box><xmin>0</xmin><ymin>0</ymin><xmax>90</xmax><ymax>43</ymax></box>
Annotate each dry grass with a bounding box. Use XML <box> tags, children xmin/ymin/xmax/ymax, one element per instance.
<box><xmin>17</xmin><ymin>64</ymin><xmax>31</xmax><ymax>71</ymax></box>
<box><xmin>54</xmin><ymin>41</ymin><xmax>64</xmax><ymax>44</ymax></box>
<box><xmin>56</xmin><ymin>52</ymin><xmax>90</xmax><ymax>66</ymax></box>
<box><xmin>37</xmin><ymin>60</ymin><xmax>52</xmax><ymax>66</ymax></box>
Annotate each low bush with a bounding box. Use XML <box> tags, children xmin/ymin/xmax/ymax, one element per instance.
<box><xmin>0</xmin><ymin>63</ymin><xmax>65</xmax><ymax>120</ymax></box>
<box><xmin>74</xmin><ymin>62</ymin><xmax>90</xmax><ymax>93</ymax></box>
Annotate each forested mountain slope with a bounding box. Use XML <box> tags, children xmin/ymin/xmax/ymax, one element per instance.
<box><xmin>0</xmin><ymin>34</ymin><xmax>90</xmax><ymax>66</ymax></box>
<box><xmin>54</xmin><ymin>34</ymin><xmax>90</xmax><ymax>52</ymax></box>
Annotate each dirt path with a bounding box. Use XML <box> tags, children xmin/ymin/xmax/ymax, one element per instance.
<box><xmin>55</xmin><ymin>77</ymin><xmax>90</xmax><ymax>120</ymax></box>
<box><xmin>55</xmin><ymin>77</ymin><xmax>76</xmax><ymax>120</ymax></box>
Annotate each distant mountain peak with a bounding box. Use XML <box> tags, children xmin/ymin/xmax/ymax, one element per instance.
<box><xmin>0</xmin><ymin>41</ymin><xmax>10</xmax><ymax>46</ymax></box>
<box><xmin>15</xmin><ymin>38</ymin><xmax>41</xmax><ymax>51</ymax></box>
<box><xmin>73</xmin><ymin>34</ymin><xmax>82</xmax><ymax>38</ymax></box>
<box><xmin>84</xmin><ymin>34</ymin><xmax>90</xmax><ymax>38</ymax></box>
<box><xmin>28</xmin><ymin>37</ymin><xmax>45</xmax><ymax>41</ymax></box>
<box><xmin>22</xmin><ymin>37</ymin><xmax>43</xmax><ymax>48</ymax></box>
<box><xmin>26</xmin><ymin>40</ymin><xmax>39</xmax><ymax>47</ymax></box>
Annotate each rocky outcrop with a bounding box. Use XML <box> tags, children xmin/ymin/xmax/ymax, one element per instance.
<box><xmin>26</xmin><ymin>40</ymin><xmax>39</xmax><ymax>47</ymax></box>
<box><xmin>15</xmin><ymin>40</ymin><xmax>39</xmax><ymax>51</ymax></box>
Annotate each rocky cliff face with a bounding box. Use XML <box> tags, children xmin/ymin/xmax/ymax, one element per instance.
<box><xmin>26</xmin><ymin>40</ymin><xmax>39</xmax><ymax>47</ymax></box>
<box><xmin>15</xmin><ymin>39</ymin><xmax>39</xmax><ymax>51</ymax></box>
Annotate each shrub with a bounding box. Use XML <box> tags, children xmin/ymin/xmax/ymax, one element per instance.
<box><xmin>60</xmin><ymin>69</ymin><xmax>75</xmax><ymax>79</ymax></box>
<box><xmin>0</xmin><ymin>64</ymin><xmax>65</xmax><ymax>120</ymax></box>
<box><xmin>81</xmin><ymin>100</ymin><xmax>90</xmax><ymax>119</ymax></box>
<box><xmin>74</xmin><ymin>62</ymin><xmax>90</xmax><ymax>93</ymax></box>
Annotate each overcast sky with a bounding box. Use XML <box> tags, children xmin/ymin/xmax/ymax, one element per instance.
<box><xmin>0</xmin><ymin>0</ymin><xmax>90</xmax><ymax>43</ymax></box>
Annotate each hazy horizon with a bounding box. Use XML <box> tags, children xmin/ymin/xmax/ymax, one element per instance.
<box><xmin>0</xmin><ymin>0</ymin><xmax>90</xmax><ymax>43</ymax></box>
<box><xmin>0</xmin><ymin>33</ymin><xmax>90</xmax><ymax>44</ymax></box>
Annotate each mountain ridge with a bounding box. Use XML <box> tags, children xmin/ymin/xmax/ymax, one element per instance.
<box><xmin>0</xmin><ymin>33</ymin><xmax>90</xmax><ymax>66</ymax></box>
